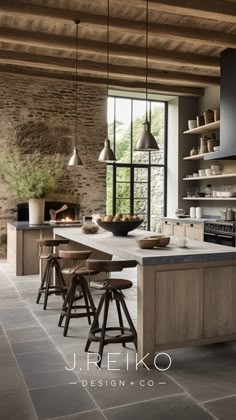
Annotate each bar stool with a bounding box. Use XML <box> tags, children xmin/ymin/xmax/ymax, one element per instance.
<box><xmin>58</xmin><ymin>250</ymin><xmax>97</xmax><ymax>337</ymax></box>
<box><xmin>84</xmin><ymin>259</ymin><xmax>137</xmax><ymax>368</ymax></box>
<box><xmin>36</xmin><ymin>238</ymin><xmax>69</xmax><ymax>310</ymax></box>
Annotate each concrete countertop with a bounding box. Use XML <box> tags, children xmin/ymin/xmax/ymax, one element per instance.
<box><xmin>8</xmin><ymin>221</ymin><xmax>82</xmax><ymax>230</ymax></box>
<box><xmin>54</xmin><ymin>227</ymin><xmax>236</xmax><ymax>266</ymax></box>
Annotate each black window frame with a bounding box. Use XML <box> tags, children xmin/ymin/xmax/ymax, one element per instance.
<box><xmin>107</xmin><ymin>95</ymin><xmax>168</xmax><ymax>230</ymax></box>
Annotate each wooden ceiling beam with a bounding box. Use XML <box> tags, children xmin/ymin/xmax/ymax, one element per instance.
<box><xmin>117</xmin><ymin>0</ymin><xmax>236</xmax><ymax>23</ymax></box>
<box><xmin>0</xmin><ymin>50</ymin><xmax>219</xmax><ymax>86</ymax></box>
<box><xmin>0</xmin><ymin>64</ymin><xmax>204</xmax><ymax>96</ymax></box>
<box><xmin>0</xmin><ymin>2</ymin><xmax>236</xmax><ymax>48</ymax></box>
<box><xmin>0</xmin><ymin>27</ymin><xmax>219</xmax><ymax>71</ymax></box>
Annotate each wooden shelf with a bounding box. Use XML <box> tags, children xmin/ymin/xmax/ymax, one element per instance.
<box><xmin>183</xmin><ymin>197</ymin><xmax>236</xmax><ymax>201</ymax></box>
<box><xmin>183</xmin><ymin>153</ymin><xmax>208</xmax><ymax>160</ymax></box>
<box><xmin>183</xmin><ymin>120</ymin><xmax>220</xmax><ymax>135</ymax></box>
<box><xmin>183</xmin><ymin>173</ymin><xmax>236</xmax><ymax>181</ymax></box>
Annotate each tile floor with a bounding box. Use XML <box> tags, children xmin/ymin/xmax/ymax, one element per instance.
<box><xmin>0</xmin><ymin>260</ymin><xmax>236</xmax><ymax>419</ymax></box>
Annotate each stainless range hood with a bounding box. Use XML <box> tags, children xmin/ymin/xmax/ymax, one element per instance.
<box><xmin>204</xmin><ymin>49</ymin><xmax>236</xmax><ymax>160</ymax></box>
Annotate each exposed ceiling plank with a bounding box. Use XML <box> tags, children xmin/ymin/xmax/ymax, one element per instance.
<box><xmin>0</xmin><ymin>3</ymin><xmax>235</xmax><ymax>48</ymax></box>
<box><xmin>0</xmin><ymin>64</ymin><xmax>204</xmax><ymax>96</ymax></box>
<box><xmin>117</xmin><ymin>0</ymin><xmax>236</xmax><ymax>23</ymax></box>
<box><xmin>0</xmin><ymin>27</ymin><xmax>220</xmax><ymax>71</ymax></box>
<box><xmin>0</xmin><ymin>50</ymin><xmax>219</xmax><ymax>86</ymax></box>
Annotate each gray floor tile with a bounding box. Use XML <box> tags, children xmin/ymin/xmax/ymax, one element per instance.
<box><xmin>203</xmin><ymin>395</ymin><xmax>236</xmax><ymax>420</ymax></box>
<box><xmin>167</xmin><ymin>343</ymin><xmax>236</xmax><ymax>402</ymax></box>
<box><xmin>80</xmin><ymin>367</ymin><xmax>182</xmax><ymax>409</ymax></box>
<box><xmin>0</xmin><ymin>365</ymin><xmax>26</xmax><ymax>391</ymax></box>
<box><xmin>7</xmin><ymin>326</ymin><xmax>48</xmax><ymax>343</ymax></box>
<box><xmin>24</xmin><ymin>368</ymin><xmax>79</xmax><ymax>390</ymax></box>
<box><xmin>16</xmin><ymin>350</ymin><xmax>67</xmax><ymax>375</ymax></box>
<box><xmin>104</xmin><ymin>394</ymin><xmax>213</xmax><ymax>420</ymax></box>
<box><xmin>12</xmin><ymin>338</ymin><xmax>56</xmax><ymax>355</ymax></box>
<box><xmin>0</xmin><ymin>324</ymin><xmax>4</xmax><ymax>335</ymax></box>
<box><xmin>53</xmin><ymin>410</ymin><xmax>105</xmax><ymax>420</ymax></box>
<box><xmin>30</xmin><ymin>383</ymin><xmax>95</xmax><ymax>419</ymax></box>
<box><xmin>0</xmin><ymin>307</ymin><xmax>39</xmax><ymax>330</ymax></box>
<box><xmin>0</xmin><ymin>389</ymin><xmax>37</xmax><ymax>420</ymax></box>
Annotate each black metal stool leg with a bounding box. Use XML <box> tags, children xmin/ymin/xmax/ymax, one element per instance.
<box><xmin>80</xmin><ymin>279</ymin><xmax>91</xmax><ymax>325</ymax></box>
<box><xmin>116</xmin><ymin>299</ymin><xmax>126</xmax><ymax>348</ymax></box>
<box><xmin>54</xmin><ymin>259</ymin><xmax>66</xmax><ymax>300</ymax></box>
<box><xmin>119</xmin><ymin>292</ymin><xmax>137</xmax><ymax>349</ymax></box>
<box><xmin>85</xmin><ymin>293</ymin><xmax>105</xmax><ymax>352</ymax></box>
<box><xmin>43</xmin><ymin>259</ymin><xmax>53</xmax><ymax>310</ymax></box>
<box><xmin>63</xmin><ymin>279</ymin><xmax>76</xmax><ymax>337</ymax></box>
<box><xmin>82</xmin><ymin>277</ymin><xmax>97</xmax><ymax>314</ymax></box>
<box><xmin>58</xmin><ymin>284</ymin><xmax>71</xmax><ymax>327</ymax></box>
<box><xmin>36</xmin><ymin>260</ymin><xmax>49</xmax><ymax>304</ymax></box>
<box><xmin>97</xmin><ymin>292</ymin><xmax>110</xmax><ymax>368</ymax></box>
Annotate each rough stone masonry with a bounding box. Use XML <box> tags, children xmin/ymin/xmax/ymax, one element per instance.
<box><xmin>0</xmin><ymin>73</ymin><xmax>107</xmax><ymax>257</ymax></box>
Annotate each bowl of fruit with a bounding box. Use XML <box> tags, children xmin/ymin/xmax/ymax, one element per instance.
<box><xmin>94</xmin><ymin>214</ymin><xmax>143</xmax><ymax>236</ymax></box>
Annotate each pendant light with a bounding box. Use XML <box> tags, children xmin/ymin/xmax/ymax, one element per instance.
<box><xmin>98</xmin><ymin>0</ymin><xmax>116</xmax><ymax>162</ymax></box>
<box><xmin>68</xmin><ymin>19</ymin><xmax>83</xmax><ymax>166</ymax></box>
<box><xmin>135</xmin><ymin>0</ymin><xmax>159</xmax><ymax>152</ymax></box>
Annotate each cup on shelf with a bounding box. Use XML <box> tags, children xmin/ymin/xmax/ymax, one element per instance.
<box><xmin>188</xmin><ymin>120</ymin><xmax>197</xmax><ymax>130</ymax></box>
<box><xmin>198</xmin><ymin>169</ymin><xmax>206</xmax><ymax>177</ymax></box>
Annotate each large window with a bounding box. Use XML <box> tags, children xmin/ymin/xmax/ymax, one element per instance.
<box><xmin>106</xmin><ymin>96</ymin><xmax>167</xmax><ymax>231</ymax></box>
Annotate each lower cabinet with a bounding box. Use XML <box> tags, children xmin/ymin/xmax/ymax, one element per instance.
<box><xmin>161</xmin><ymin>220</ymin><xmax>203</xmax><ymax>241</ymax></box>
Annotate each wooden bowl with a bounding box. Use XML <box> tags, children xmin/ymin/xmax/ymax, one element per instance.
<box><xmin>97</xmin><ymin>220</ymin><xmax>143</xmax><ymax>236</ymax></box>
<box><xmin>137</xmin><ymin>236</ymin><xmax>170</xmax><ymax>249</ymax></box>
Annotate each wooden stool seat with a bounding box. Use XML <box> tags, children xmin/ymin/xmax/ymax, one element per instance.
<box><xmin>85</xmin><ymin>259</ymin><xmax>137</xmax><ymax>368</ymax></box>
<box><xmin>36</xmin><ymin>239</ymin><xmax>69</xmax><ymax>247</ymax></box>
<box><xmin>90</xmin><ymin>278</ymin><xmax>132</xmax><ymax>290</ymax></box>
<box><xmin>59</xmin><ymin>250</ymin><xmax>92</xmax><ymax>259</ymax></box>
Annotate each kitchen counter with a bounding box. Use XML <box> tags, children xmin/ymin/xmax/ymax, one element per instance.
<box><xmin>7</xmin><ymin>221</ymin><xmax>80</xmax><ymax>276</ymax></box>
<box><xmin>54</xmin><ymin>227</ymin><xmax>236</xmax><ymax>266</ymax></box>
<box><xmin>8</xmin><ymin>221</ymin><xmax>82</xmax><ymax>230</ymax></box>
<box><xmin>55</xmin><ymin>227</ymin><xmax>236</xmax><ymax>364</ymax></box>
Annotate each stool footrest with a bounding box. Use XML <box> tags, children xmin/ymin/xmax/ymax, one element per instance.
<box><xmin>88</xmin><ymin>326</ymin><xmax>135</xmax><ymax>344</ymax></box>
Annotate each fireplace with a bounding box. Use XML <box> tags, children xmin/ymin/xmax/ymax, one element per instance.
<box><xmin>17</xmin><ymin>201</ymin><xmax>80</xmax><ymax>222</ymax></box>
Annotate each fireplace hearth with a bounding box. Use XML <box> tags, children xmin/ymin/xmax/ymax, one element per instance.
<box><xmin>17</xmin><ymin>201</ymin><xmax>79</xmax><ymax>222</ymax></box>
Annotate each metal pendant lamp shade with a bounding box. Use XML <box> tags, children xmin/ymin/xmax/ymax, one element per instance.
<box><xmin>68</xmin><ymin>20</ymin><xmax>83</xmax><ymax>167</ymax></box>
<box><xmin>68</xmin><ymin>148</ymin><xmax>83</xmax><ymax>166</ymax></box>
<box><xmin>135</xmin><ymin>0</ymin><xmax>159</xmax><ymax>152</ymax></box>
<box><xmin>98</xmin><ymin>139</ymin><xmax>116</xmax><ymax>162</ymax></box>
<box><xmin>136</xmin><ymin>121</ymin><xmax>159</xmax><ymax>151</ymax></box>
<box><xmin>98</xmin><ymin>0</ymin><xmax>116</xmax><ymax>163</ymax></box>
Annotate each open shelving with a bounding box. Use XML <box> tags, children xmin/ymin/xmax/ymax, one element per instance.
<box><xmin>183</xmin><ymin>173</ymin><xmax>236</xmax><ymax>181</ymax></box>
<box><xmin>183</xmin><ymin>120</ymin><xmax>220</xmax><ymax>135</ymax></box>
<box><xmin>183</xmin><ymin>197</ymin><xmax>236</xmax><ymax>201</ymax></box>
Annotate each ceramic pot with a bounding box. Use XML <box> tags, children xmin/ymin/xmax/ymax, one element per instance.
<box><xmin>207</xmin><ymin>139</ymin><xmax>219</xmax><ymax>152</ymax></box>
<box><xmin>204</xmin><ymin>109</ymin><xmax>214</xmax><ymax>125</ymax></box>
<box><xmin>199</xmin><ymin>137</ymin><xmax>208</xmax><ymax>154</ymax></box>
<box><xmin>196</xmin><ymin>115</ymin><xmax>205</xmax><ymax>127</ymax></box>
<box><xmin>190</xmin><ymin>147</ymin><xmax>198</xmax><ymax>156</ymax></box>
<box><xmin>29</xmin><ymin>198</ymin><xmax>45</xmax><ymax>225</ymax></box>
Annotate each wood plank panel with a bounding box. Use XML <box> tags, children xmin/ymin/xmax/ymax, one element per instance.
<box><xmin>204</xmin><ymin>267</ymin><xmax>236</xmax><ymax>337</ymax></box>
<box><xmin>155</xmin><ymin>269</ymin><xmax>203</xmax><ymax>345</ymax></box>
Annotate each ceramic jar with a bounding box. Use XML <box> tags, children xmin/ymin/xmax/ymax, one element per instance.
<box><xmin>204</xmin><ymin>109</ymin><xmax>214</xmax><ymax>125</ymax></box>
<box><xmin>199</xmin><ymin>137</ymin><xmax>208</xmax><ymax>154</ymax></box>
<box><xmin>190</xmin><ymin>147</ymin><xmax>198</xmax><ymax>156</ymax></box>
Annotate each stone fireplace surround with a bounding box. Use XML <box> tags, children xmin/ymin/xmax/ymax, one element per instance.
<box><xmin>0</xmin><ymin>73</ymin><xmax>108</xmax><ymax>258</ymax></box>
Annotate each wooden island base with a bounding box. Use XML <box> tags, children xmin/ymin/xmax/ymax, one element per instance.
<box><xmin>55</xmin><ymin>228</ymin><xmax>236</xmax><ymax>365</ymax></box>
<box><xmin>138</xmin><ymin>260</ymin><xmax>236</xmax><ymax>365</ymax></box>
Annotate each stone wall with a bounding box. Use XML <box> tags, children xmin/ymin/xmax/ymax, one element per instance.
<box><xmin>0</xmin><ymin>73</ymin><xmax>107</xmax><ymax>257</ymax></box>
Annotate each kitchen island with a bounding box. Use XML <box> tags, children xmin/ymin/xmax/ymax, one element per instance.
<box><xmin>55</xmin><ymin>227</ymin><xmax>236</xmax><ymax>364</ymax></box>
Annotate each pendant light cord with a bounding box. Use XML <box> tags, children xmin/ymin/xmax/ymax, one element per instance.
<box><xmin>107</xmin><ymin>0</ymin><xmax>110</xmax><ymax>138</ymax></box>
<box><xmin>145</xmin><ymin>0</ymin><xmax>149</xmax><ymax>122</ymax></box>
<box><xmin>75</xmin><ymin>20</ymin><xmax>80</xmax><ymax>149</ymax></box>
